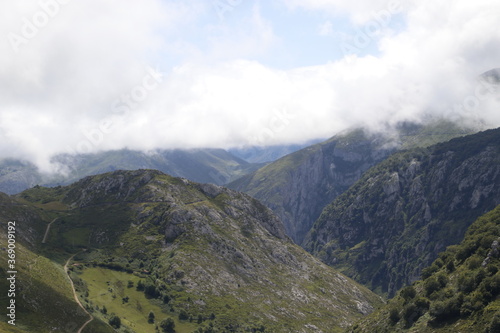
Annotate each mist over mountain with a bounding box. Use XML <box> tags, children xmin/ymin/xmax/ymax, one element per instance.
<box><xmin>1</xmin><ymin>1</ymin><xmax>500</xmax><ymax>332</ymax></box>
<box><xmin>2</xmin><ymin>1</ymin><xmax>500</xmax><ymax>173</ymax></box>
<box><xmin>0</xmin><ymin>148</ymin><xmax>266</xmax><ymax>195</ymax></box>
<box><xmin>305</xmin><ymin>127</ymin><xmax>500</xmax><ymax>297</ymax></box>
<box><xmin>229</xmin><ymin>119</ymin><xmax>477</xmax><ymax>244</ymax></box>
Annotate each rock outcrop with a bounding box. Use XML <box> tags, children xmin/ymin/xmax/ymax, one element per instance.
<box><xmin>305</xmin><ymin>128</ymin><xmax>500</xmax><ymax>296</ymax></box>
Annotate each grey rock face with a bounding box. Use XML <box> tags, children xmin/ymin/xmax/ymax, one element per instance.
<box><xmin>230</xmin><ymin>130</ymin><xmax>395</xmax><ymax>244</ymax></box>
<box><xmin>305</xmin><ymin>128</ymin><xmax>500</xmax><ymax>296</ymax></box>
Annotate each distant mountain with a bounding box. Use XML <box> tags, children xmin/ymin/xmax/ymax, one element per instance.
<box><xmin>229</xmin><ymin>120</ymin><xmax>475</xmax><ymax>244</ymax></box>
<box><xmin>348</xmin><ymin>204</ymin><xmax>500</xmax><ymax>332</ymax></box>
<box><xmin>0</xmin><ymin>170</ymin><xmax>382</xmax><ymax>332</ymax></box>
<box><xmin>0</xmin><ymin>148</ymin><xmax>265</xmax><ymax>195</ymax></box>
<box><xmin>481</xmin><ymin>68</ymin><xmax>500</xmax><ymax>84</ymax></box>
<box><xmin>305</xmin><ymin>128</ymin><xmax>500</xmax><ymax>297</ymax></box>
<box><xmin>229</xmin><ymin>141</ymin><xmax>323</xmax><ymax>163</ymax></box>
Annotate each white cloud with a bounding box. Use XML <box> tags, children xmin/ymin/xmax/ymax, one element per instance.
<box><xmin>0</xmin><ymin>0</ymin><xmax>499</xmax><ymax>173</ymax></box>
<box><xmin>281</xmin><ymin>0</ymin><xmax>403</xmax><ymax>24</ymax></box>
<box><xmin>318</xmin><ymin>21</ymin><xmax>334</xmax><ymax>36</ymax></box>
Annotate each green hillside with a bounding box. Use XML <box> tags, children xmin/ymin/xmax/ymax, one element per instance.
<box><xmin>348</xmin><ymin>205</ymin><xmax>500</xmax><ymax>332</ymax></box>
<box><xmin>0</xmin><ymin>169</ymin><xmax>382</xmax><ymax>332</ymax></box>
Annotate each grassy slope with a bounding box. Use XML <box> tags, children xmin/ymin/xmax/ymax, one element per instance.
<box><xmin>76</xmin><ymin>267</ymin><xmax>197</xmax><ymax>333</ymax></box>
<box><xmin>0</xmin><ymin>228</ymin><xmax>89</xmax><ymax>332</ymax></box>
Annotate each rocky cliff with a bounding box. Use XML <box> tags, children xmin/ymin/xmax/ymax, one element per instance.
<box><xmin>305</xmin><ymin>128</ymin><xmax>500</xmax><ymax>297</ymax></box>
<box><xmin>229</xmin><ymin>121</ymin><xmax>474</xmax><ymax>244</ymax></box>
<box><xmin>229</xmin><ymin>129</ymin><xmax>395</xmax><ymax>244</ymax></box>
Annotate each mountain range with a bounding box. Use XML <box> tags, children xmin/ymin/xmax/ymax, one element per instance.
<box><xmin>0</xmin><ymin>148</ymin><xmax>265</xmax><ymax>195</ymax></box>
<box><xmin>2</xmin><ymin>119</ymin><xmax>500</xmax><ymax>332</ymax></box>
<box><xmin>229</xmin><ymin>120</ymin><xmax>477</xmax><ymax>244</ymax></box>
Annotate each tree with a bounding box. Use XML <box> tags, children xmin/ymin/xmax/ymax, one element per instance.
<box><xmin>148</xmin><ymin>311</ymin><xmax>155</xmax><ymax>324</ymax></box>
<box><xmin>145</xmin><ymin>284</ymin><xmax>158</xmax><ymax>298</ymax></box>
<box><xmin>178</xmin><ymin>309</ymin><xmax>189</xmax><ymax>320</ymax></box>
<box><xmin>389</xmin><ymin>307</ymin><xmax>400</xmax><ymax>324</ymax></box>
<box><xmin>160</xmin><ymin>318</ymin><xmax>176</xmax><ymax>333</ymax></box>
<box><xmin>136</xmin><ymin>280</ymin><xmax>145</xmax><ymax>291</ymax></box>
<box><xmin>400</xmin><ymin>286</ymin><xmax>416</xmax><ymax>301</ymax></box>
<box><xmin>489</xmin><ymin>314</ymin><xmax>500</xmax><ymax>333</ymax></box>
<box><xmin>109</xmin><ymin>315</ymin><xmax>121</xmax><ymax>329</ymax></box>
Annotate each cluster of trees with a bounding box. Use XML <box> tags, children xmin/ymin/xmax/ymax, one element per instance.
<box><xmin>382</xmin><ymin>206</ymin><xmax>500</xmax><ymax>331</ymax></box>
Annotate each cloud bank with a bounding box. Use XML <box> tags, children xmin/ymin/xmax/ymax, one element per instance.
<box><xmin>0</xmin><ymin>0</ymin><xmax>499</xmax><ymax>172</ymax></box>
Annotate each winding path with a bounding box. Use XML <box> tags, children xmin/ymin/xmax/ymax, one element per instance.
<box><xmin>64</xmin><ymin>251</ymin><xmax>93</xmax><ymax>333</ymax></box>
<box><xmin>42</xmin><ymin>218</ymin><xmax>58</xmax><ymax>243</ymax></box>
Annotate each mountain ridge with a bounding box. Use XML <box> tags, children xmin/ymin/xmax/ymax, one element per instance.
<box><xmin>229</xmin><ymin>120</ymin><xmax>476</xmax><ymax>244</ymax></box>
<box><xmin>305</xmin><ymin>127</ymin><xmax>500</xmax><ymax>296</ymax></box>
<box><xmin>1</xmin><ymin>169</ymin><xmax>382</xmax><ymax>332</ymax></box>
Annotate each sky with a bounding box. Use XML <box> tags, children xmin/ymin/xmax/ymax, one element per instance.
<box><xmin>1</xmin><ymin>0</ymin><xmax>500</xmax><ymax>172</ymax></box>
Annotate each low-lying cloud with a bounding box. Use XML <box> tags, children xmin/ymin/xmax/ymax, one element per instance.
<box><xmin>1</xmin><ymin>0</ymin><xmax>499</xmax><ymax>173</ymax></box>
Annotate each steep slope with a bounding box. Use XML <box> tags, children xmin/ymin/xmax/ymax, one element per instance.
<box><xmin>0</xmin><ymin>193</ymin><xmax>113</xmax><ymax>333</ymax></box>
<box><xmin>305</xmin><ymin>128</ymin><xmax>500</xmax><ymax>297</ymax></box>
<box><xmin>0</xmin><ymin>148</ymin><xmax>263</xmax><ymax>195</ymax></box>
<box><xmin>348</xmin><ymin>205</ymin><xmax>500</xmax><ymax>333</ymax></box>
<box><xmin>2</xmin><ymin>170</ymin><xmax>382</xmax><ymax>332</ymax></box>
<box><xmin>229</xmin><ymin>120</ymin><xmax>474</xmax><ymax>244</ymax></box>
<box><xmin>0</xmin><ymin>159</ymin><xmax>43</xmax><ymax>195</ymax></box>
<box><xmin>229</xmin><ymin>142</ymin><xmax>319</xmax><ymax>163</ymax></box>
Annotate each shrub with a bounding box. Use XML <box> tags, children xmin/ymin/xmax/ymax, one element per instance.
<box><xmin>136</xmin><ymin>280</ymin><xmax>145</xmax><ymax>291</ymax></box>
<box><xmin>148</xmin><ymin>311</ymin><xmax>155</xmax><ymax>324</ymax></box>
<box><xmin>458</xmin><ymin>272</ymin><xmax>476</xmax><ymax>293</ymax></box>
<box><xmin>160</xmin><ymin>318</ymin><xmax>176</xmax><ymax>333</ymax></box>
<box><xmin>402</xmin><ymin>304</ymin><xmax>419</xmax><ymax>327</ymax></box>
<box><xmin>400</xmin><ymin>286</ymin><xmax>416</xmax><ymax>301</ymax></box>
<box><xmin>389</xmin><ymin>307</ymin><xmax>400</xmax><ymax>324</ymax></box>
<box><xmin>424</xmin><ymin>277</ymin><xmax>441</xmax><ymax>297</ymax></box>
<box><xmin>109</xmin><ymin>316</ymin><xmax>121</xmax><ymax>329</ymax></box>
<box><xmin>421</xmin><ymin>265</ymin><xmax>439</xmax><ymax>280</ymax></box>
<box><xmin>489</xmin><ymin>314</ymin><xmax>500</xmax><ymax>333</ymax></box>
<box><xmin>179</xmin><ymin>309</ymin><xmax>189</xmax><ymax>321</ymax></box>
<box><xmin>446</xmin><ymin>260</ymin><xmax>455</xmax><ymax>273</ymax></box>
<box><xmin>429</xmin><ymin>294</ymin><xmax>462</xmax><ymax>323</ymax></box>
<box><xmin>468</xmin><ymin>256</ymin><xmax>483</xmax><ymax>270</ymax></box>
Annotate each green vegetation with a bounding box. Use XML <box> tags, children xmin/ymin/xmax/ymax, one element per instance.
<box><xmin>1</xmin><ymin>169</ymin><xmax>382</xmax><ymax>332</ymax></box>
<box><xmin>348</xmin><ymin>205</ymin><xmax>500</xmax><ymax>332</ymax></box>
<box><xmin>0</xmin><ymin>228</ymin><xmax>89</xmax><ymax>332</ymax></box>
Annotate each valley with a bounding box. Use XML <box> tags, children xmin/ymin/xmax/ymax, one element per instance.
<box><xmin>1</xmin><ymin>123</ymin><xmax>500</xmax><ymax>332</ymax></box>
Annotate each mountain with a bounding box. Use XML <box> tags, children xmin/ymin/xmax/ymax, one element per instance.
<box><xmin>0</xmin><ymin>148</ymin><xmax>264</xmax><ymax>195</ymax></box>
<box><xmin>348</xmin><ymin>204</ymin><xmax>500</xmax><ymax>332</ymax></box>
<box><xmin>0</xmin><ymin>170</ymin><xmax>381</xmax><ymax>332</ymax></box>
<box><xmin>0</xmin><ymin>159</ymin><xmax>43</xmax><ymax>195</ymax></box>
<box><xmin>304</xmin><ymin>128</ymin><xmax>500</xmax><ymax>297</ymax></box>
<box><xmin>229</xmin><ymin>120</ymin><xmax>475</xmax><ymax>244</ymax></box>
<box><xmin>229</xmin><ymin>141</ymin><xmax>322</xmax><ymax>163</ymax></box>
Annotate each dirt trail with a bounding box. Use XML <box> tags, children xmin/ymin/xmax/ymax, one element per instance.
<box><xmin>42</xmin><ymin>218</ymin><xmax>58</xmax><ymax>243</ymax></box>
<box><xmin>64</xmin><ymin>251</ymin><xmax>93</xmax><ymax>333</ymax></box>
